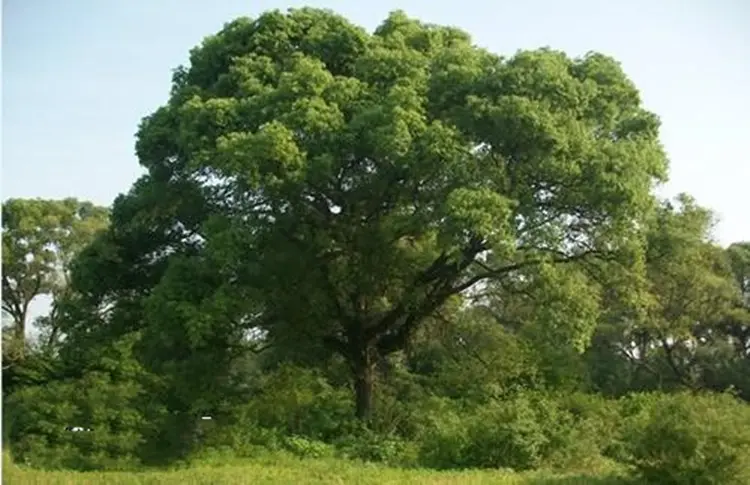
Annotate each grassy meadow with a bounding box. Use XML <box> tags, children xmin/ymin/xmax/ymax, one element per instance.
<box><xmin>3</xmin><ymin>453</ymin><xmax>629</xmax><ymax>485</ymax></box>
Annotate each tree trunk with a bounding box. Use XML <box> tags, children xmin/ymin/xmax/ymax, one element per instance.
<box><xmin>353</xmin><ymin>348</ymin><xmax>376</xmax><ymax>421</ymax></box>
<box><xmin>13</xmin><ymin>308</ymin><xmax>27</xmax><ymax>358</ymax></box>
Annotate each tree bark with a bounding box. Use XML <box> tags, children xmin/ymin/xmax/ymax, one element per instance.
<box><xmin>13</xmin><ymin>307</ymin><xmax>27</xmax><ymax>358</ymax></box>
<box><xmin>353</xmin><ymin>346</ymin><xmax>376</xmax><ymax>421</ymax></box>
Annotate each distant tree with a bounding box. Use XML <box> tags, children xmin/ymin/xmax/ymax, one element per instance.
<box><xmin>709</xmin><ymin>241</ymin><xmax>750</xmax><ymax>399</ymax></box>
<box><xmin>639</xmin><ymin>195</ymin><xmax>739</xmax><ymax>388</ymax></box>
<box><xmin>725</xmin><ymin>242</ymin><xmax>750</xmax><ymax>354</ymax></box>
<box><xmin>1</xmin><ymin>198</ymin><xmax>108</xmax><ymax>357</ymax></box>
<box><xmin>585</xmin><ymin>195</ymin><xmax>750</xmax><ymax>396</ymax></box>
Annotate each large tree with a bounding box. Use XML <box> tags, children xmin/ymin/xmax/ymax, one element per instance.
<box><xmin>123</xmin><ymin>8</ymin><xmax>667</xmax><ymax>419</ymax></box>
<box><xmin>1</xmin><ymin>198</ymin><xmax>109</xmax><ymax>356</ymax></box>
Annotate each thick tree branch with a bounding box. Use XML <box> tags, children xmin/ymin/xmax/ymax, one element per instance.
<box><xmin>609</xmin><ymin>338</ymin><xmax>661</xmax><ymax>379</ymax></box>
<box><xmin>451</xmin><ymin>259</ymin><xmax>541</xmax><ymax>294</ymax></box>
<box><xmin>372</xmin><ymin>245</ymin><xmax>609</xmax><ymax>356</ymax></box>
<box><xmin>452</xmin><ymin>248</ymin><xmax>607</xmax><ymax>294</ymax></box>
<box><xmin>367</xmin><ymin>236</ymin><xmax>486</xmax><ymax>341</ymax></box>
<box><xmin>2</xmin><ymin>275</ymin><xmax>25</xmax><ymax>322</ymax></box>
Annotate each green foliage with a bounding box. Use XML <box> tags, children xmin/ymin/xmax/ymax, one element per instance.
<box><xmin>1</xmin><ymin>328</ymin><xmax>61</xmax><ymax>396</ymax></box>
<box><xmin>198</xmin><ymin>422</ymin><xmax>284</xmax><ymax>458</ymax></box>
<box><xmin>620</xmin><ymin>392</ymin><xmax>750</xmax><ymax>485</ymax></box>
<box><xmin>542</xmin><ymin>393</ymin><xmax>622</xmax><ymax>472</ymax></box>
<box><xmin>237</xmin><ymin>364</ymin><xmax>355</xmax><ymax>441</ymax></box>
<box><xmin>2</xmin><ymin>198</ymin><xmax>108</xmax><ymax>354</ymax></box>
<box><xmin>417</xmin><ymin>393</ymin><xmax>613</xmax><ymax>472</ymax></box>
<box><xmin>1</xmin><ymin>199</ymin><xmax>109</xmax><ymax>305</ymax></box>
<box><xmin>5</xmin><ymin>370</ymin><xmax>146</xmax><ymax>470</ymax></box>
<box><xmin>406</xmin><ymin>308</ymin><xmax>541</xmax><ymax>401</ymax></box>
<box><xmin>415</xmin><ymin>398</ymin><xmax>472</xmax><ymax>469</ymax></box>
<box><xmin>462</xmin><ymin>396</ymin><xmax>551</xmax><ymax>471</ymax></box>
<box><xmin>583</xmin><ymin>196</ymin><xmax>750</xmax><ymax>398</ymax></box>
<box><xmin>335</xmin><ymin>429</ymin><xmax>419</xmax><ymax>467</ymax></box>
<box><xmin>140</xmin><ymin>255</ymin><xmax>254</xmax><ymax>415</ymax></box>
<box><xmin>281</xmin><ymin>436</ymin><xmax>335</xmax><ymax>459</ymax></box>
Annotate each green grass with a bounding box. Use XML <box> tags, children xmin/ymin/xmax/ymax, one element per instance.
<box><xmin>3</xmin><ymin>454</ymin><xmax>630</xmax><ymax>485</ymax></box>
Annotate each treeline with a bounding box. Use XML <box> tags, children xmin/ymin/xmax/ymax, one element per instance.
<box><xmin>2</xmin><ymin>8</ymin><xmax>750</xmax><ymax>485</ymax></box>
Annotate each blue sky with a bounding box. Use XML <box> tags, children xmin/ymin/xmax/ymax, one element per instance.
<box><xmin>3</xmin><ymin>0</ymin><xmax>749</xmax><ymax>247</ymax></box>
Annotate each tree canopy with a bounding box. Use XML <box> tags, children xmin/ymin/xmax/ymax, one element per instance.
<box><xmin>108</xmin><ymin>8</ymin><xmax>668</xmax><ymax>419</ymax></box>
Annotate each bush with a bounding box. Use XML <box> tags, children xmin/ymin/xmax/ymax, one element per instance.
<box><xmin>465</xmin><ymin>395</ymin><xmax>550</xmax><ymax>470</ymax></box>
<box><xmin>240</xmin><ymin>364</ymin><xmax>355</xmax><ymax>441</ymax></box>
<box><xmin>543</xmin><ymin>392</ymin><xmax>622</xmax><ymax>472</ymax></box>
<box><xmin>411</xmin><ymin>396</ymin><xmax>470</xmax><ymax>469</ymax></box>
<box><xmin>417</xmin><ymin>393</ymin><xmax>563</xmax><ymax>471</ymax></box>
<box><xmin>335</xmin><ymin>429</ymin><xmax>419</xmax><ymax>467</ymax></box>
<box><xmin>621</xmin><ymin>392</ymin><xmax>750</xmax><ymax>485</ymax></box>
<box><xmin>282</xmin><ymin>436</ymin><xmax>335</xmax><ymax>459</ymax></box>
<box><xmin>5</xmin><ymin>371</ymin><xmax>146</xmax><ymax>470</ymax></box>
<box><xmin>190</xmin><ymin>364</ymin><xmax>358</xmax><ymax>461</ymax></box>
<box><xmin>415</xmin><ymin>392</ymin><xmax>623</xmax><ymax>472</ymax></box>
<box><xmin>198</xmin><ymin>421</ymin><xmax>285</xmax><ymax>457</ymax></box>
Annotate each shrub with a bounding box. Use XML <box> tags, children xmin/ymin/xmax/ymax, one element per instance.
<box><xmin>282</xmin><ymin>436</ymin><xmax>335</xmax><ymax>459</ymax></box>
<box><xmin>192</xmin><ymin>365</ymin><xmax>354</xmax><ymax>460</ymax></box>
<box><xmin>543</xmin><ymin>392</ymin><xmax>622</xmax><ymax>472</ymax></box>
<box><xmin>621</xmin><ymin>392</ymin><xmax>750</xmax><ymax>485</ymax></box>
<box><xmin>415</xmin><ymin>392</ymin><xmax>623</xmax><ymax>472</ymax></box>
<box><xmin>414</xmin><ymin>397</ymin><xmax>472</xmax><ymax>469</ymax></box>
<box><xmin>241</xmin><ymin>364</ymin><xmax>355</xmax><ymax>441</ymax></box>
<box><xmin>199</xmin><ymin>421</ymin><xmax>284</xmax><ymax>457</ymax></box>
<box><xmin>469</xmin><ymin>402</ymin><xmax>542</xmax><ymax>470</ymax></box>
<box><xmin>418</xmin><ymin>393</ymin><xmax>560</xmax><ymax>471</ymax></box>
<box><xmin>335</xmin><ymin>429</ymin><xmax>419</xmax><ymax>467</ymax></box>
<box><xmin>5</xmin><ymin>371</ymin><xmax>146</xmax><ymax>470</ymax></box>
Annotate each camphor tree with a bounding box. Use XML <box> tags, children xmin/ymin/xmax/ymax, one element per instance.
<box><xmin>127</xmin><ymin>8</ymin><xmax>667</xmax><ymax>420</ymax></box>
<box><xmin>1</xmin><ymin>198</ymin><xmax>109</xmax><ymax>358</ymax></box>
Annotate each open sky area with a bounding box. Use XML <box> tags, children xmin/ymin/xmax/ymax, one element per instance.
<box><xmin>2</xmin><ymin>0</ymin><xmax>749</xmax><ymax>243</ymax></box>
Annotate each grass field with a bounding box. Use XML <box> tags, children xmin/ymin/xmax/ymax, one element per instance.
<box><xmin>3</xmin><ymin>455</ymin><xmax>631</xmax><ymax>485</ymax></box>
